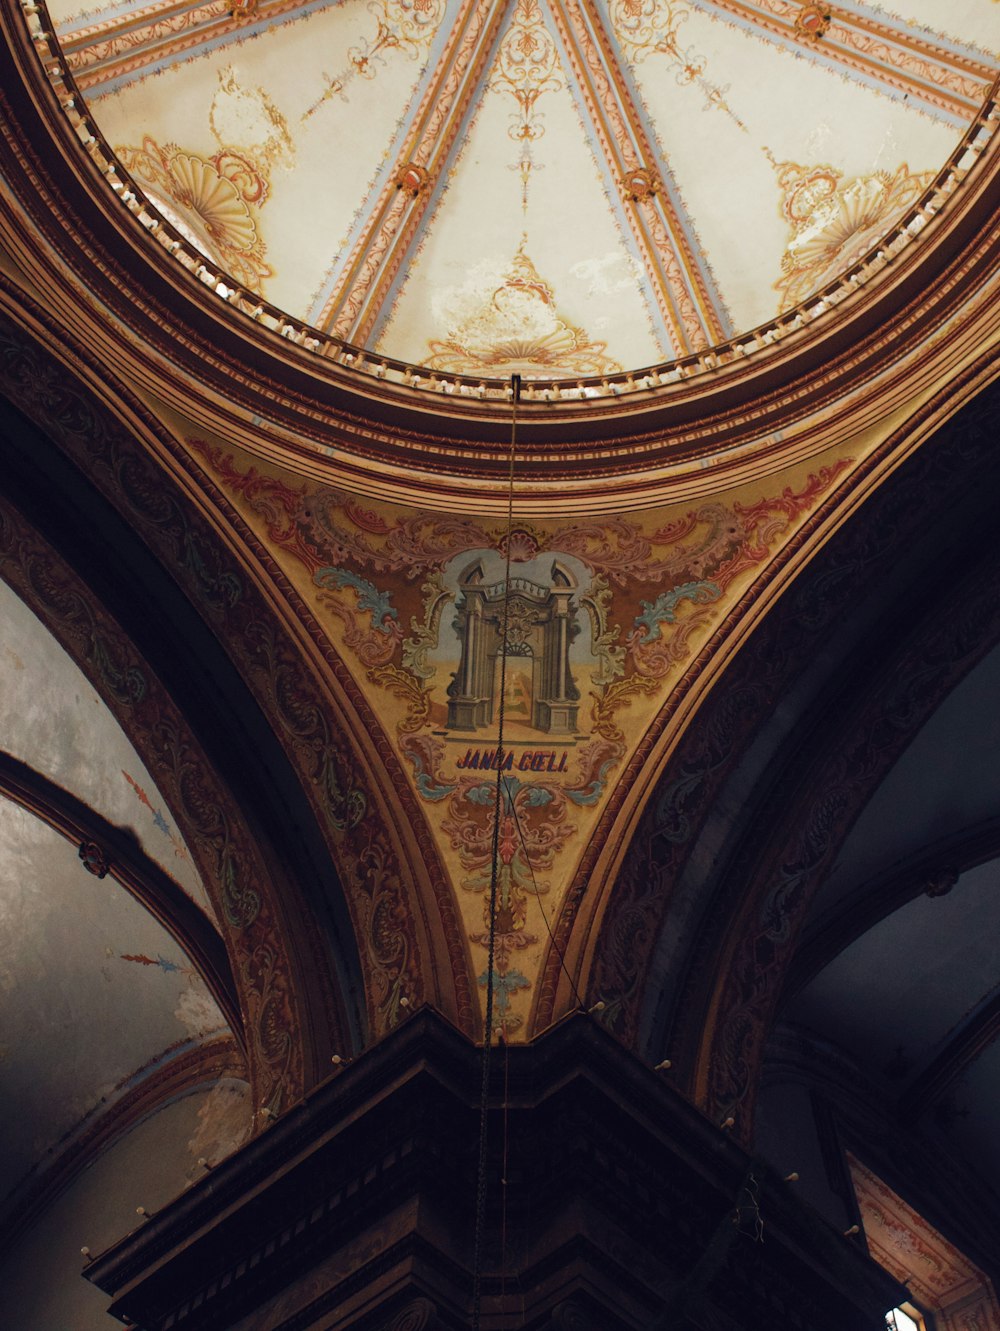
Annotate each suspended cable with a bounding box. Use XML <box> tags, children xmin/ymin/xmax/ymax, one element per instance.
<box><xmin>472</xmin><ymin>373</ymin><xmax>521</xmax><ymax>1331</ymax></box>
<box><xmin>506</xmin><ymin>789</ymin><xmax>586</xmax><ymax>1012</ymax></box>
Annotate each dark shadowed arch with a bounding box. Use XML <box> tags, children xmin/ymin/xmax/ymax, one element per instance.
<box><xmin>584</xmin><ymin>374</ymin><xmax>1000</xmax><ymax>1136</ymax></box>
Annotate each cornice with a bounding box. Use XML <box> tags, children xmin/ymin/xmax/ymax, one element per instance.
<box><xmin>0</xmin><ymin>2</ymin><xmax>998</xmax><ymax>506</ymax></box>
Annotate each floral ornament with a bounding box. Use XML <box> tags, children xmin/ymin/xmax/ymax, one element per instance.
<box><xmin>445</xmin><ymin>774</ymin><xmax>573</xmax><ymax>1035</ymax></box>
<box><xmin>304</xmin><ymin>0</ymin><xmax>446</xmax><ymax>118</ymax></box>
<box><xmin>209</xmin><ymin>66</ymin><xmax>294</xmax><ymax>170</ymax></box>
<box><xmin>489</xmin><ymin>0</ymin><xmax>563</xmax><ymax>209</ymax></box>
<box><xmin>425</xmin><ymin>239</ymin><xmax>622</xmax><ymax>377</ymax></box>
<box><xmin>794</xmin><ymin>5</ymin><xmax>832</xmax><ymax>40</ymax></box>
<box><xmin>773</xmin><ymin>158</ymin><xmax>933</xmax><ymax>311</ymax></box>
<box><xmin>608</xmin><ymin>0</ymin><xmax>746</xmax><ymax>129</ymax></box>
<box><xmin>116</xmin><ymin>136</ymin><xmax>273</xmax><ymax>293</ymax></box>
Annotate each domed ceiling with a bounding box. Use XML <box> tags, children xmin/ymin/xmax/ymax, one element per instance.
<box><xmin>44</xmin><ymin>0</ymin><xmax>999</xmax><ymax>378</ymax></box>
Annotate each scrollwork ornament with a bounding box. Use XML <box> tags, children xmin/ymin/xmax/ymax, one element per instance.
<box><xmin>381</xmin><ymin>1296</ymin><xmax>439</xmax><ymax>1331</ymax></box>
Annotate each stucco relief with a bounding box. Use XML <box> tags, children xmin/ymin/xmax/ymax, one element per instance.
<box><xmin>117</xmin><ymin>136</ymin><xmax>273</xmax><ymax>293</ymax></box>
<box><xmin>424</xmin><ymin>241</ymin><xmax>622</xmax><ymax>377</ymax></box>
<box><xmin>773</xmin><ymin>158</ymin><xmax>934</xmax><ymax>310</ymax></box>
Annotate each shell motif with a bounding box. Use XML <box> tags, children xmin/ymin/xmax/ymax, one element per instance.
<box><xmin>169</xmin><ymin>153</ymin><xmax>257</xmax><ymax>253</ymax></box>
<box><xmin>425</xmin><ymin>242</ymin><xmax>621</xmax><ymax>377</ymax></box>
<box><xmin>788</xmin><ymin>174</ymin><xmax>889</xmax><ymax>272</ymax></box>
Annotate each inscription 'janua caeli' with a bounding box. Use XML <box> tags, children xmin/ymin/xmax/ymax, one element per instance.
<box><xmin>455</xmin><ymin>748</ymin><xmax>569</xmax><ymax>773</ymax></box>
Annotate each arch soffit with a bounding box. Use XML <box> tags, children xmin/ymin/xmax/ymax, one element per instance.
<box><xmin>568</xmin><ymin>369</ymin><xmax>1000</xmax><ymax>1081</ymax></box>
<box><xmin>0</xmin><ymin>1034</ymin><xmax>247</xmax><ymax>1258</ymax></box>
<box><xmin>0</xmin><ymin>748</ymin><xmax>242</xmax><ymax>1039</ymax></box>
<box><xmin>0</xmin><ymin>314</ymin><xmax>473</xmax><ymax>1071</ymax></box>
<box><xmin>690</xmin><ymin>537</ymin><xmax>1000</xmax><ymax>1137</ymax></box>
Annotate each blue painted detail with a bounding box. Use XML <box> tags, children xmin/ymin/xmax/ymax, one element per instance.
<box><xmin>307</xmin><ymin>0</ymin><xmax>468</xmax><ymax>323</ymax></box>
<box><xmin>522</xmin><ymin>785</ymin><xmax>553</xmax><ymax>807</ymax></box>
<box><xmin>566</xmin><ymin>758</ymin><xmax>617</xmax><ymax>807</ymax></box>
<box><xmin>552</xmin><ymin>2</ymin><xmax>735</xmax><ymax>342</ymax></box>
<box><xmin>363</xmin><ymin>8</ymin><xmax>510</xmax><ymax>345</ymax></box>
<box><xmin>401</xmin><ymin>745</ymin><xmax>456</xmax><ymax>802</ymax></box>
<box><xmin>478</xmin><ymin>966</ymin><xmax>531</xmax><ymax>1015</ymax></box>
<box><xmin>635</xmin><ymin>581</ymin><xmax>720</xmax><ymax>643</ymax></box>
<box><xmin>314</xmin><ymin>566</ymin><xmax>398</xmax><ymax>630</ymax></box>
<box><xmin>465</xmin><ymin>783</ymin><xmax>497</xmax><ymax>806</ymax></box>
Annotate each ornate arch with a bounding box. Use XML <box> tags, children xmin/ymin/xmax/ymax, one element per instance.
<box><xmin>0</xmin><ymin>303</ymin><xmax>476</xmax><ymax>1082</ymax></box>
<box><xmin>567</xmin><ymin>370</ymin><xmax>1000</xmax><ymax>1102</ymax></box>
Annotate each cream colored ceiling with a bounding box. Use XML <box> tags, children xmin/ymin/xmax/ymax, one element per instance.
<box><xmin>46</xmin><ymin>0</ymin><xmax>1000</xmax><ymax>375</ymax></box>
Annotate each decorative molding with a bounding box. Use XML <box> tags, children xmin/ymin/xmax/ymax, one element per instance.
<box><xmin>697</xmin><ymin>506</ymin><xmax>1000</xmax><ymax>1134</ymax></box>
<box><xmin>0</xmin><ymin>294</ymin><xmax>474</xmax><ymax>1045</ymax></box>
<box><xmin>79</xmin><ymin>836</ymin><xmax>111</xmax><ymax>877</ymax></box>
<box><xmin>0</xmin><ymin>427</ymin><xmax>310</xmax><ymax>1109</ymax></box>
<box><xmin>0</xmin><ymin>22</ymin><xmax>996</xmax><ymax>500</ymax></box>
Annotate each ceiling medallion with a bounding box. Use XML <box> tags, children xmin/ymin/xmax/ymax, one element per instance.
<box><xmin>795</xmin><ymin>5</ymin><xmax>832</xmax><ymax>39</ymax></box>
<box><xmin>394</xmin><ymin>162</ymin><xmax>430</xmax><ymax>198</ymax></box>
<box><xmin>79</xmin><ymin>840</ymin><xmax>110</xmax><ymax>878</ymax></box>
<box><xmin>625</xmin><ymin>167</ymin><xmax>661</xmax><ymax>202</ymax></box>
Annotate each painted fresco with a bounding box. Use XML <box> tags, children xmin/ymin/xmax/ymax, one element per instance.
<box><xmin>44</xmin><ymin>0</ymin><xmax>997</xmax><ymax>369</ymax></box>
<box><xmin>197</xmin><ymin>438</ymin><xmax>850</xmax><ymax>1033</ymax></box>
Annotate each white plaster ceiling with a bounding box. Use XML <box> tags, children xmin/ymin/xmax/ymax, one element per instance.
<box><xmin>46</xmin><ymin>0</ymin><xmax>1000</xmax><ymax>376</ymax></box>
<box><xmin>0</xmin><ymin>1080</ymin><xmax>250</xmax><ymax>1330</ymax></box>
<box><xmin>0</xmin><ymin>795</ymin><xmax>228</xmax><ymax>1200</ymax></box>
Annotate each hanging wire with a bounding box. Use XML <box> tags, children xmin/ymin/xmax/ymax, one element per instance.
<box><xmin>506</xmin><ymin>791</ymin><xmax>586</xmax><ymax>1012</ymax></box>
<box><xmin>472</xmin><ymin>374</ymin><xmax>521</xmax><ymax>1331</ymax></box>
